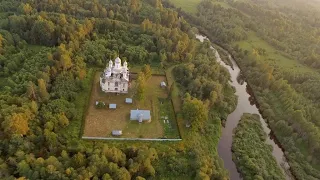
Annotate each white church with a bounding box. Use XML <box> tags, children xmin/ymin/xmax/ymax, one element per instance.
<box><xmin>100</xmin><ymin>57</ymin><xmax>129</xmax><ymax>93</ymax></box>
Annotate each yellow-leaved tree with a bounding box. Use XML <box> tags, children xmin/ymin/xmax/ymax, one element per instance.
<box><xmin>10</xmin><ymin>112</ymin><xmax>32</xmax><ymax>135</ymax></box>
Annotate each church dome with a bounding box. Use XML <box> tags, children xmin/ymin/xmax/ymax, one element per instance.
<box><xmin>115</xmin><ymin>57</ymin><xmax>121</xmax><ymax>63</ymax></box>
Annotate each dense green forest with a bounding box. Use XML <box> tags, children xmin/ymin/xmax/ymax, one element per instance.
<box><xmin>165</xmin><ymin>0</ymin><xmax>320</xmax><ymax>179</ymax></box>
<box><xmin>232</xmin><ymin>113</ymin><xmax>285</xmax><ymax>180</ymax></box>
<box><xmin>0</xmin><ymin>0</ymin><xmax>237</xmax><ymax>179</ymax></box>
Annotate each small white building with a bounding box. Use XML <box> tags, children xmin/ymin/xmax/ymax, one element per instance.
<box><xmin>100</xmin><ymin>57</ymin><xmax>129</xmax><ymax>93</ymax></box>
<box><xmin>112</xmin><ymin>130</ymin><xmax>122</xmax><ymax>136</ymax></box>
<box><xmin>160</xmin><ymin>81</ymin><xmax>166</xmax><ymax>88</ymax></box>
<box><xmin>109</xmin><ymin>104</ymin><xmax>117</xmax><ymax>109</ymax></box>
<box><xmin>125</xmin><ymin>98</ymin><xmax>133</xmax><ymax>104</ymax></box>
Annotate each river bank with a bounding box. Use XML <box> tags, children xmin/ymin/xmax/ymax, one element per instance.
<box><xmin>195</xmin><ymin>34</ymin><xmax>294</xmax><ymax>180</ymax></box>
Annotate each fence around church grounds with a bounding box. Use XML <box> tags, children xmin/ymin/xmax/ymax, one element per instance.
<box><xmin>80</xmin><ymin>68</ymin><xmax>184</xmax><ymax>141</ymax></box>
<box><xmin>82</xmin><ymin>136</ymin><xmax>182</xmax><ymax>141</ymax></box>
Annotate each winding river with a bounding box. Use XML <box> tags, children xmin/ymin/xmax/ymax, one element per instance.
<box><xmin>195</xmin><ymin>34</ymin><xmax>293</xmax><ymax>180</ymax></box>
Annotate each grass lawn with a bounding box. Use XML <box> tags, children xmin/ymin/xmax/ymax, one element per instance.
<box><xmin>169</xmin><ymin>0</ymin><xmax>202</xmax><ymax>14</ymax></box>
<box><xmin>165</xmin><ymin>66</ymin><xmax>187</xmax><ymax>138</ymax></box>
<box><xmin>158</xmin><ymin>98</ymin><xmax>180</xmax><ymax>138</ymax></box>
<box><xmin>130</xmin><ymin>64</ymin><xmax>165</xmax><ymax>75</ymax></box>
<box><xmin>165</xmin><ymin>66</ymin><xmax>181</xmax><ymax>112</ymax></box>
<box><xmin>83</xmin><ymin>72</ymin><xmax>180</xmax><ymax>139</ymax></box>
<box><xmin>234</xmin><ymin>32</ymin><xmax>316</xmax><ymax>74</ymax></box>
<box><xmin>169</xmin><ymin>0</ymin><xmax>232</xmax><ymax>14</ymax></box>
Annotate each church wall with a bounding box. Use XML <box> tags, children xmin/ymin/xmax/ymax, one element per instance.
<box><xmin>100</xmin><ymin>78</ymin><xmax>128</xmax><ymax>93</ymax></box>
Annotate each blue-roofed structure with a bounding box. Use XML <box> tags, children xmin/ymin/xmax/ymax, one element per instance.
<box><xmin>130</xmin><ymin>110</ymin><xmax>151</xmax><ymax>123</ymax></box>
<box><xmin>109</xmin><ymin>104</ymin><xmax>117</xmax><ymax>109</ymax></box>
<box><xmin>125</xmin><ymin>98</ymin><xmax>133</xmax><ymax>104</ymax></box>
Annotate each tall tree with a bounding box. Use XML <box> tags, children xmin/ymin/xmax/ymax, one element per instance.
<box><xmin>109</xmin><ymin>10</ymin><xmax>114</xmax><ymax>19</ymax></box>
<box><xmin>26</xmin><ymin>81</ymin><xmax>37</xmax><ymax>100</ymax></box>
<box><xmin>9</xmin><ymin>113</ymin><xmax>31</xmax><ymax>135</ymax></box>
<box><xmin>182</xmin><ymin>94</ymin><xmax>208</xmax><ymax>130</ymax></box>
<box><xmin>60</xmin><ymin>54</ymin><xmax>73</xmax><ymax>70</ymax></box>
<box><xmin>38</xmin><ymin>79</ymin><xmax>49</xmax><ymax>101</ymax></box>
<box><xmin>135</xmin><ymin>72</ymin><xmax>146</xmax><ymax>101</ymax></box>
<box><xmin>141</xmin><ymin>64</ymin><xmax>152</xmax><ymax>80</ymax></box>
<box><xmin>31</xmin><ymin>17</ymin><xmax>55</xmax><ymax>45</ymax></box>
<box><xmin>21</xmin><ymin>3</ymin><xmax>33</xmax><ymax>15</ymax></box>
<box><xmin>129</xmin><ymin>0</ymin><xmax>140</xmax><ymax>13</ymax></box>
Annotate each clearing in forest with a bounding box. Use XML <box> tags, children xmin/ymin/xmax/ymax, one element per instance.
<box><xmin>169</xmin><ymin>0</ymin><xmax>202</xmax><ymax>14</ymax></box>
<box><xmin>83</xmin><ymin>72</ymin><xmax>180</xmax><ymax>139</ymax></box>
<box><xmin>169</xmin><ymin>0</ymin><xmax>231</xmax><ymax>13</ymax></box>
<box><xmin>234</xmin><ymin>32</ymin><xmax>316</xmax><ymax>74</ymax></box>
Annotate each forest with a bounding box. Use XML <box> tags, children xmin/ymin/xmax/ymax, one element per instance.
<box><xmin>232</xmin><ymin>113</ymin><xmax>285</xmax><ymax>180</ymax></box>
<box><xmin>0</xmin><ymin>0</ymin><xmax>237</xmax><ymax>179</ymax></box>
<box><xmin>164</xmin><ymin>0</ymin><xmax>320</xmax><ymax>179</ymax></box>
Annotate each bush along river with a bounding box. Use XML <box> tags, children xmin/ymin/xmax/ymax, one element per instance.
<box><xmin>195</xmin><ymin>34</ymin><xmax>294</xmax><ymax>180</ymax></box>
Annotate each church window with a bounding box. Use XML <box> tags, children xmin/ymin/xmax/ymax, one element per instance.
<box><xmin>108</xmin><ymin>82</ymin><xmax>110</xmax><ymax>86</ymax></box>
<box><xmin>115</xmin><ymin>82</ymin><xmax>118</xmax><ymax>87</ymax></box>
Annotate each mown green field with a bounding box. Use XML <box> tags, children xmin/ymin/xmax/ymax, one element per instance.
<box><xmin>169</xmin><ymin>0</ymin><xmax>202</xmax><ymax>13</ymax></box>
<box><xmin>130</xmin><ymin>64</ymin><xmax>165</xmax><ymax>75</ymax></box>
<box><xmin>234</xmin><ymin>32</ymin><xmax>316</xmax><ymax>74</ymax></box>
<box><xmin>169</xmin><ymin>0</ymin><xmax>231</xmax><ymax>13</ymax></box>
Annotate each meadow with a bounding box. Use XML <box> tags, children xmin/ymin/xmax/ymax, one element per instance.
<box><xmin>169</xmin><ymin>0</ymin><xmax>231</xmax><ymax>13</ymax></box>
<box><xmin>234</xmin><ymin>32</ymin><xmax>316</xmax><ymax>74</ymax></box>
<box><xmin>130</xmin><ymin>63</ymin><xmax>165</xmax><ymax>75</ymax></box>
<box><xmin>169</xmin><ymin>0</ymin><xmax>202</xmax><ymax>14</ymax></box>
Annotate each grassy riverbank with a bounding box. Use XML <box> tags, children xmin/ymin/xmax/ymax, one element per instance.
<box><xmin>212</xmin><ymin>44</ymin><xmax>233</xmax><ymax>67</ymax></box>
<box><xmin>165</xmin><ymin>0</ymin><xmax>320</xmax><ymax>179</ymax></box>
<box><xmin>234</xmin><ymin>32</ymin><xmax>316</xmax><ymax>75</ymax></box>
<box><xmin>232</xmin><ymin>113</ymin><xmax>285</xmax><ymax>180</ymax></box>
